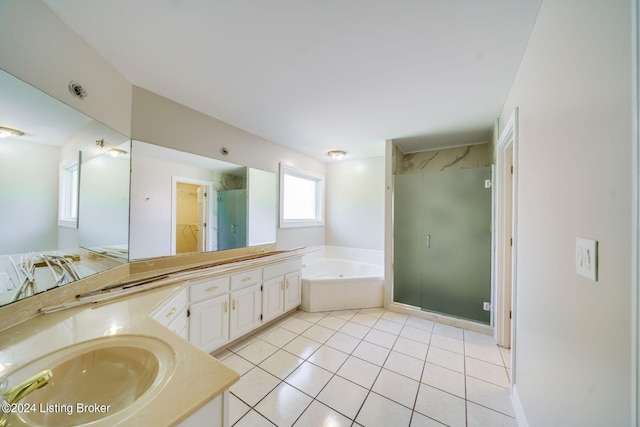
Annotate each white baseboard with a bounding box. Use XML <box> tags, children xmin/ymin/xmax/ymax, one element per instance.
<box><xmin>511</xmin><ymin>384</ymin><xmax>529</xmax><ymax>427</ymax></box>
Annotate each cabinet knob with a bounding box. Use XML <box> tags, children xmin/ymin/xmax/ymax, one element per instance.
<box><xmin>165</xmin><ymin>307</ymin><xmax>176</xmax><ymax>317</ymax></box>
<box><xmin>224</xmin><ymin>301</ymin><xmax>228</xmax><ymax>313</ymax></box>
<box><xmin>206</xmin><ymin>286</ymin><xmax>219</xmax><ymax>292</ymax></box>
<box><xmin>241</xmin><ymin>276</ymin><xmax>252</xmax><ymax>282</ymax></box>
<box><xmin>285</xmin><ymin>279</ymin><xmax>289</xmax><ymax>289</ymax></box>
<box><xmin>232</xmin><ymin>299</ymin><xmax>236</xmax><ymax>310</ymax></box>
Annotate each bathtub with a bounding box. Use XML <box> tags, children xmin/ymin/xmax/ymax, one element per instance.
<box><xmin>300</xmin><ymin>258</ymin><xmax>384</xmax><ymax>312</ymax></box>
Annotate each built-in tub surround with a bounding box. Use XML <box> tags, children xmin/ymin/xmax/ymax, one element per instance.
<box><xmin>301</xmin><ymin>246</ymin><xmax>384</xmax><ymax>312</ymax></box>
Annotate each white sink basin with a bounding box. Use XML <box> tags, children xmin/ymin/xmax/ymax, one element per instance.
<box><xmin>2</xmin><ymin>335</ymin><xmax>176</xmax><ymax>426</ymax></box>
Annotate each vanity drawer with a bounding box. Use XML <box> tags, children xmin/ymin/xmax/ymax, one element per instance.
<box><xmin>230</xmin><ymin>269</ymin><xmax>261</xmax><ymax>290</ymax></box>
<box><xmin>189</xmin><ymin>276</ymin><xmax>229</xmax><ymax>303</ymax></box>
<box><xmin>153</xmin><ymin>288</ymin><xmax>188</xmax><ymax>328</ymax></box>
<box><xmin>263</xmin><ymin>259</ymin><xmax>302</xmax><ymax>281</ymax></box>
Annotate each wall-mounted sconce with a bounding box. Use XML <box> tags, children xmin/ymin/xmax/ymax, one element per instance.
<box><xmin>327</xmin><ymin>150</ymin><xmax>346</xmax><ymax>160</ymax></box>
<box><xmin>108</xmin><ymin>148</ymin><xmax>128</xmax><ymax>157</ymax></box>
<box><xmin>96</xmin><ymin>138</ymin><xmax>105</xmax><ymax>148</ymax></box>
<box><xmin>0</xmin><ymin>126</ymin><xmax>24</xmax><ymax>138</ymax></box>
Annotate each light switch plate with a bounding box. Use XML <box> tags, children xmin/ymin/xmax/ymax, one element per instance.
<box><xmin>576</xmin><ymin>238</ymin><xmax>598</xmax><ymax>281</ymax></box>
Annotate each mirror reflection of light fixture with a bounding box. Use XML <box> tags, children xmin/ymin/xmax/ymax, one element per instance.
<box><xmin>0</xmin><ymin>126</ymin><xmax>24</xmax><ymax>138</ymax></box>
<box><xmin>327</xmin><ymin>150</ymin><xmax>346</xmax><ymax>160</ymax></box>
<box><xmin>108</xmin><ymin>148</ymin><xmax>128</xmax><ymax>157</ymax></box>
<box><xmin>96</xmin><ymin>138</ymin><xmax>105</xmax><ymax>148</ymax></box>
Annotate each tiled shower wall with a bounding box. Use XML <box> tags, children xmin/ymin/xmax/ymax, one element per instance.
<box><xmin>393</xmin><ymin>143</ymin><xmax>491</xmax><ymax>175</ymax></box>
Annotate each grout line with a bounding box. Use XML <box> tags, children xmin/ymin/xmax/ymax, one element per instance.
<box><xmin>224</xmin><ymin>308</ymin><xmax>516</xmax><ymax>427</ymax></box>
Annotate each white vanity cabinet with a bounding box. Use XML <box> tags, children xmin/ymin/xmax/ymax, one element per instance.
<box><xmin>188</xmin><ymin>276</ymin><xmax>230</xmax><ymax>352</ymax></box>
<box><xmin>262</xmin><ymin>259</ymin><xmax>302</xmax><ymax>323</ymax></box>
<box><xmin>229</xmin><ymin>269</ymin><xmax>262</xmax><ymax>340</ymax></box>
<box><xmin>183</xmin><ymin>256</ymin><xmax>302</xmax><ymax>354</ymax></box>
<box><xmin>178</xmin><ymin>391</ymin><xmax>228</xmax><ymax>427</ymax></box>
<box><xmin>151</xmin><ymin>287</ymin><xmax>188</xmax><ymax>339</ymax></box>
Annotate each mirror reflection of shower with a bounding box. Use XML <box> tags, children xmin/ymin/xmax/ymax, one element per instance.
<box><xmin>217</xmin><ymin>189</ymin><xmax>247</xmax><ymax>251</ymax></box>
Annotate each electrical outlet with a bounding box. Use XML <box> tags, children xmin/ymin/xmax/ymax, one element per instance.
<box><xmin>483</xmin><ymin>302</ymin><xmax>491</xmax><ymax>311</ymax></box>
<box><xmin>576</xmin><ymin>238</ymin><xmax>598</xmax><ymax>281</ymax></box>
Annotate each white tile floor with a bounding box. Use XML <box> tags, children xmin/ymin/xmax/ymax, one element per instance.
<box><xmin>214</xmin><ymin>308</ymin><xmax>516</xmax><ymax>427</ymax></box>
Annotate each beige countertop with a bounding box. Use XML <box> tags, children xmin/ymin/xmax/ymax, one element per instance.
<box><xmin>0</xmin><ymin>281</ymin><xmax>240</xmax><ymax>426</ymax></box>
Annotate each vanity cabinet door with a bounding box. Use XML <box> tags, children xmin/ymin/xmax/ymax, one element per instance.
<box><xmin>178</xmin><ymin>391</ymin><xmax>227</xmax><ymax>427</ymax></box>
<box><xmin>189</xmin><ymin>294</ymin><xmax>230</xmax><ymax>353</ymax></box>
<box><xmin>229</xmin><ymin>284</ymin><xmax>261</xmax><ymax>340</ymax></box>
<box><xmin>284</xmin><ymin>271</ymin><xmax>302</xmax><ymax>312</ymax></box>
<box><xmin>152</xmin><ymin>288</ymin><xmax>188</xmax><ymax>338</ymax></box>
<box><xmin>262</xmin><ymin>276</ymin><xmax>285</xmax><ymax>323</ymax></box>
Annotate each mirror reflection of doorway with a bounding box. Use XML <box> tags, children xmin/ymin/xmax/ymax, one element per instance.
<box><xmin>172</xmin><ymin>178</ymin><xmax>215</xmax><ymax>255</ymax></box>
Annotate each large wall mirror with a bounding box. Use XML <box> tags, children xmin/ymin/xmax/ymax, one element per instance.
<box><xmin>0</xmin><ymin>68</ymin><xmax>130</xmax><ymax>306</ymax></box>
<box><xmin>129</xmin><ymin>140</ymin><xmax>277</xmax><ymax>260</ymax></box>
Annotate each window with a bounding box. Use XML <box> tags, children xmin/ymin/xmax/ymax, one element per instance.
<box><xmin>279</xmin><ymin>164</ymin><xmax>324</xmax><ymax>228</ymax></box>
<box><xmin>58</xmin><ymin>158</ymin><xmax>79</xmax><ymax>228</ymax></box>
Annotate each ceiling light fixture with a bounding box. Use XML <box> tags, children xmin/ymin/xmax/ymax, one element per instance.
<box><xmin>109</xmin><ymin>148</ymin><xmax>128</xmax><ymax>157</ymax></box>
<box><xmin>0</xmin><ymin>126</ymin><xmax>24</xmax><ymax>138</ymax></box>
<box><xmin>327</xmin><ymin>150</ymin><xmax>346</xmax><ymax>160</ymax></box>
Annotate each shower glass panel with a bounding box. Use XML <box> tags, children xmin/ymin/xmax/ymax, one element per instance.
<box><xmin>393</xmin><ymin>173</ymin><xmax>423</xmax><ymax>307</ymax></box>
<box><xmin>394</xmin><ymin>167</ymin><xmax>492</xmax><ymax>323</ymax></box>
<box><xmin>217</xmin><ymin>189</ymin><xmax>247</xmax><ymax>250</ymax></box>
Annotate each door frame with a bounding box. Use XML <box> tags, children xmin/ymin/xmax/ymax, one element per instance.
<box><xmin>495</xmin><ymin>109</ymin><xmax>519</xmax><ymax>377</ymax></box>
<box><xmin>170</xmin><ymin>176</ymin><xmax>214</xmax><ymax>256</ymax></box>
<box><xmin>632</xmin><ymin>0</ymin><xmax>639</xmax><ymax>422</ymax></box>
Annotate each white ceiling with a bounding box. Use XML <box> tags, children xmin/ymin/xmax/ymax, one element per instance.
<box><xmin>43</xmin><ymin>0</ymin><xmax>542</xmax><ymax>161</ymax></box>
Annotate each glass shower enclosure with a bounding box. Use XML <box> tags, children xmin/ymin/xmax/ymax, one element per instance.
<box><xmin>393</xmin><ymin>167</ymin><xmax>492</xmax><ymax>324</ymax></box>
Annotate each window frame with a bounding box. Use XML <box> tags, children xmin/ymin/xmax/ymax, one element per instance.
<box><xmin>279</xmin><ymin>164</ymin><xmax>324</xmax><ymax>228</ymax></box>
<box><xmin>58</xmin><ymin>155</ymin><xmax>80</xmax><ymax>228</ymax></box>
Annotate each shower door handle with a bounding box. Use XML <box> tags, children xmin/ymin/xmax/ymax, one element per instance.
<box><xmin>426</xmin><ymin>234</ymin><xmax>431</xmax><ymax>248</ymax></box>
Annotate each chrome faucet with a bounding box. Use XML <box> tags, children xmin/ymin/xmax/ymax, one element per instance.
<box><xmin>0</xmin><ymin>369</ymin><xmax>53</xmax><ymax>427</ymax></box>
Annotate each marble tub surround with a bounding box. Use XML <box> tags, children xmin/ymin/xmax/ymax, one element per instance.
<box><xmin>0</xmin><ymin>284</ymin><xmax>240</xmax><ymax>426</ymax></box>
<box><xmin>394</xmin><ymin>142</ymin><xmax>491</xmax><ymax>174</ymax></box>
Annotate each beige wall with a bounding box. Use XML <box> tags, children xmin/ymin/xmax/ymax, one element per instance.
<box><xmin>131</xmin><ymin>86</ymin><xmax>327</xmax><ymax>251</ymax></box>
<box><xmin>0</xmin><ymin>0</ymin><xmax>132</xmax><ymax>136</ymax></box>
<box><xmin>498</xmin><ymin>0</ymin><xmax>633</xmax><ymax>425</ymax></box>
<box><xmin>0</xmin><ymin>0</ymin><xmax>328</xmax><ymax>254</ymax></box>
<box><xmin>325</xmin><ymin>157</ymin><xmax>385</xmax><ymax>251</ymax></box>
